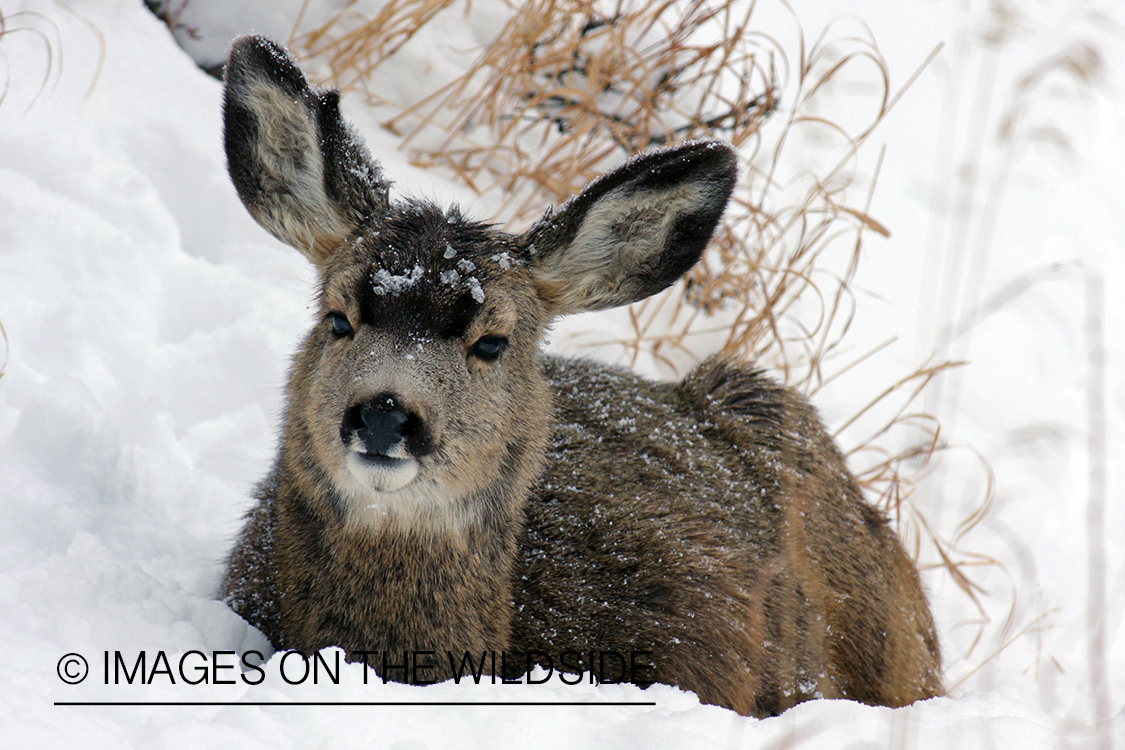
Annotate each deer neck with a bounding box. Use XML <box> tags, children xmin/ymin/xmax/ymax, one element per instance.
<box><xmin>273</xmin><ymin>444</ymin><xmax>526</xmax><ymax>655</ymax></box>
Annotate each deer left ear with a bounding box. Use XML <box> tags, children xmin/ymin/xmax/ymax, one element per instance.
<box><xmin>223</xmin><ymin>35</ymin><xmax>391</xmax><ymax>265</ymax></box>
<box><xmin>523</xmin><ymin>141</ymin><xmax>738</xmax><ymax>315</ymax></box>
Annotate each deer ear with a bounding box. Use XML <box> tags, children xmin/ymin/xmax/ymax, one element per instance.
<box><xmin>222</xmin><ymin>35</ymin><xmax>390</xmax><ymax>265</ymax></box>
<box><xmin>523</xmin><ymin>141</ymin><xmax>738</xmax><ymax>315</ymax></box>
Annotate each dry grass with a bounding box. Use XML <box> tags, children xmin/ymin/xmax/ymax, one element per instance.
<box><xmin>143</xmin><ymin>1</ymin><xmax>201</xmax><ymax>41</ymax></box>
<box><xmin>0</xmin><ymin>6</ymin><xmax>61</xmax><ymax>110</ymax></box>
<box><xmin>1081</xmin><ymin>267</ymin><xmax>1112</xmax><ymax>748</ymax></box>
<box><xmin>386</xmin><ymin>0</ymin><xmax>779</xmax><ymax>219</ymax></box>
<box><xmin>289</xmin><ymin>0</ymin><xmax>458</xmax><ymax>100</ymax></box>
<box><xmin>904</xmin><ymin>4</ymin><xmax>1115</xmax><ymax>739</ymax></box>
<box><xmin>0</xmin><ymin>317</ymin><xmax>7</xmax><ymax>384</ymax></box>
<box><xmin>285</xmin><ymin>0</ymin><xmax>1001</xmax><ymax>682</ymax></box>
<box><xmin>1</xmin><ymin>1</ymin><xmax>98</xmax><ymax>381</ymax></box>
<box><xmin>0</xmin><ymin>2</ymin><xmax>103</xmax><ymax>109</ymax></box>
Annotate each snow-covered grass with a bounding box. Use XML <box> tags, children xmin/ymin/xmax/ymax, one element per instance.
<box><xmin>0</xmin><ymin>0</ymin><xmax>1121</xmax><ymax>747</ymax></box>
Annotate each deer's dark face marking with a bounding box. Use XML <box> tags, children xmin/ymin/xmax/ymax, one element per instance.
<box><xmin>332</xmin><ymin>205</ymin><xmax>511</xmax><ymax>339</ymax></box>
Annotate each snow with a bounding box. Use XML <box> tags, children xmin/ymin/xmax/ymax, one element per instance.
<box><xmin>0</xmin><ymin>0</ymin><xmax>1121</xmax><ymax>748</ymax></box>
<box><xmin>466</xmin><ymin>277</ymin><xmax>485</xmax><ymax>304</ymax></box>
<box><xmin>373</xmin><ymin>265</ymin><xmax>425</xmax><ymax>297</ymax></box>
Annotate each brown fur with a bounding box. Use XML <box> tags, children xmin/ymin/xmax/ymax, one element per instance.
<box><xmin>219</xmin><ymin>35</ymin><xmax>942</xmax><ymax>715</ymax></box>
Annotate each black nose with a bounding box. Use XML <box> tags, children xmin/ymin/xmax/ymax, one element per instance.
<box><xmin>358</xmin><ymin>407</ymin><xmax>407</xmax><ymax>455</ymax></box>
<box><xmin>341</xmin><ymin>395</ymin><xmax>432</xmax><ymax>457</ymax></box>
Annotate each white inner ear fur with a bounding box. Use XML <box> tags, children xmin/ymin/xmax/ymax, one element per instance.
<box><xmin>535</xmin><ymin>181</ymin><xmax>709</xmax><ymax>312</ymax></box>
<box><xmin>240</xmin><ymin>76</ymin><xmax>354</xmax><ymax>260</ymax></box>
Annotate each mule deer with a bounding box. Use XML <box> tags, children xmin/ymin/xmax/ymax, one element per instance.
<box><xmin>220</xmin><ymin>35</ymin><xmax>942</xmax><ymax>716</ymax></box>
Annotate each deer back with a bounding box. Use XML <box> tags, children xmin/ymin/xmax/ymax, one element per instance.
<box><xmin>516</xmin><ymin>356</ymin><xmax>942</xmax><ymax>715</ymax></box>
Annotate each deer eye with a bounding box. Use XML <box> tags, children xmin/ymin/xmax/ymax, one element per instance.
<box><xmin>469</xmin><ymin>335</ymin><xmax>508</xmax><ymax>361</ymax></box>
<box><xmin>328</xmin><ymin>312</ymin><xmax>353</xmax><ymax>337</ymax></box>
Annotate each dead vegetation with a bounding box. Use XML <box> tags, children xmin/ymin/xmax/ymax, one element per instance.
<box><xmin>0</xmin><ymin>5</ymin><xmax>61</xmax><ymax>110</ymax></box>
<box><xmin>0</xmin><ymin>2</ymin><xmax>103</xmax><ymax>109</ymax></box>
<box><xmin>916</xmin><ymin>3</ymin><xmax>1113</xmax><ymax>733</ymax></box>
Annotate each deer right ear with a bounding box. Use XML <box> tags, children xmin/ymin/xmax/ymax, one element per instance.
<box><xmin>223</xmin><ymin>35</ymin><xmax>390</xmax><ymax>265</ymax></box>
<box><xmin>523</xmin><ymin>141</ymin><xmax>738</xmax><ymax>315</ymax></box>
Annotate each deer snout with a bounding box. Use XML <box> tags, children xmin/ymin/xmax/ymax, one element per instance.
<box><xmin>341</xmin><ymin>394</ymin><xmax>434</xmax><ymax>461</ymax></box>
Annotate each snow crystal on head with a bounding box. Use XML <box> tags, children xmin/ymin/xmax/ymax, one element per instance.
<box><xmin>466</xmin><ymin>277</ymin><xmax>485</xmax><ymax>303</ymax></box>
<box><xmin>490</xmin><ymin>252</ymin><xmax>513</xmax><ymax>270</ymax></box>
<box><xmin>440</xmin><ymin>269</ymin><xmax>460</xmax><ymax>286</ymax></box>
<box><xmin>372</xmin><ymin>264</ymin><xmax>424</xmax><ymax>296</ymax></box>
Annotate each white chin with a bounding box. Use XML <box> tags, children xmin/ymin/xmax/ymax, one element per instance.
<box><xmin>345</xmin><ymin>452</ymin><xmax>419</xmax><ymax>493</ymax></box>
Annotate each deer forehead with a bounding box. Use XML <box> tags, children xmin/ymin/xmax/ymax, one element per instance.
<box><xmin>320</xmin><ymin>204</ymin><xmax>534</xmax><ymax>342</ymax></box>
